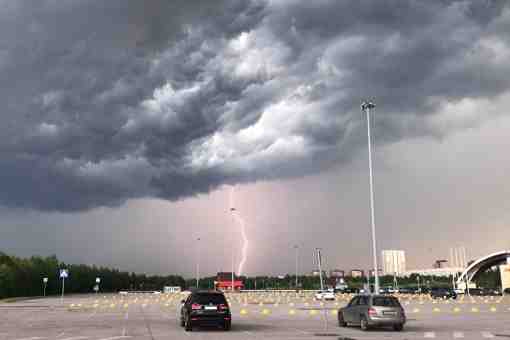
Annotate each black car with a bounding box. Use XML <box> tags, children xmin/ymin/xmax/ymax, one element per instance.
<box><xmin>430</xmin><ymin>287</ymin><xmax>457</xmax><ymax>299</ymax></box>
<box><xmin>180</xmin><ymin>291</ymin><xmax>231</xmax><ymax>331</ymax></box>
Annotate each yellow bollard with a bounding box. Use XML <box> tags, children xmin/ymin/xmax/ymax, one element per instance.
<box><xmin>309</xmin><ymin>309</ymin><xmax>318</xmax><ymax>316</ymax></box>
<box><xmin>261</xmin><ymin>308</ymin><xmax>270</xmax><ymax>315</ymax></box>
<box><xmin>289</xmin><ymin>309</ymin><xmax>296</xmax><ymax>315</ymax></box>
<box><xmin>330</xmin><ymin>309</ymin><xmax>338</xmax><ymax>315</ymax></box>
<box><xmin>453</xmin><ymin>307</ymin><xmax>461</xmax><ymax>313</ymax></box>
<box><xmin>471</xmin><ymin>307</ymin><xmax>479</xmax><ymax>313</ymax></box>
<box><xmin>240</xmin><ymin>309</ymin><xmax>248</xmax><ymax>315</ymax></box>
<box><xmin>490</xmin><ymin>306</ymin><xmax>497</xmax><ymax>312</ymax></box>
<box><xmin>433</xmin><ymin>307</ymin><xmax>441</xmax><ymax>313</ymax></box>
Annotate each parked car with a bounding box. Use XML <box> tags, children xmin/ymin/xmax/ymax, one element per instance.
<box><xmin>338</xmin><ymin>287</ymin><xmax>359</xmax><ymax>294</ymax></box>
<box><xmin>482</xmin><ymin>288</ymin><xmax>502</xmax><ymax>296</ymax></box>
<box><xmin>467</xmin><ymin>288</ymin><xmax>483</xmax><ymax>296</ymax></box>
<box><xmin>338</xmin><ymin>295</ymin><xmax>406</xmax><ymax>331</ymax></box>
<box><xmin>430</xmin><ymin>287</ymin><xmax>457</xmax><ymax>299</ymax></box>
<box><xmin>468</xmin><ymin>288</ymin><xmax>502</xmax><ymax>296</ymax></box>
<box><xmin>180</xmin><ymin>290</ymin><xmax>231</xmax><ymax>331</ymax></box>
<box><xmin>315</xmin><ymin>290</ymin><xmax>336</xmax><ymax>301</ymax></box>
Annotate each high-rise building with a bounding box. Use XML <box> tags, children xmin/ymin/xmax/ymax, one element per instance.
<box><xmin>350</xmin><ymin>269</ymin><xmax>364</xmax><ymax>278</ymax></box>
<box><xmin>449</xmin><ymin>247</ymin><xmax>468</xmax><ymax>268</ymax></box>
<box><xmin>382</xmin><ymin>250</ymin><xmax>406</xmax><ymax>276</ymax></box>
<box><xmin>330</xmin><ymin>269</ymin><xmax>345</xmax><ymax>278</ymax></box>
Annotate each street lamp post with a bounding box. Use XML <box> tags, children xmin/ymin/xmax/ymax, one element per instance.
<box><xmin>294</xmin><ymin>245</ymin><xmax>299</xmax><ymax>289</ymax></box>
<box><xmin>196</xmin><ymin>237</ymin><xmax>201</xmax><ymax>289</ymax></box>
<box><xmin>43</xmin><ymin>277</ymin><xmax>48</xmax><ymax>297</ymax></box>
<box><xmin>361</xmin><ymin>101</ymin><xmax>380</xmax><ymax>295</ymax></box>
<box><xmin>230</xmin><ymin>207</ymin><xmax>236</xmax><ymax>292</ymax></box>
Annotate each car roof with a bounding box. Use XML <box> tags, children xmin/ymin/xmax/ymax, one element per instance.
<box><xmin>354</xmin><ymin>294</ymin><xmax>398</xmax><ymax>299</ymax></box>
<box><xmin>191</xmin><ymin>290</ymin><xmax>225</xmax><ymax>295</ymax></box>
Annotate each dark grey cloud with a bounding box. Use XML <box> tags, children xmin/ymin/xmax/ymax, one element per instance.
<box><xmin>0</xmin><ymin>0</ymin><xmax>509</xmax><ymax>211</ymax></box>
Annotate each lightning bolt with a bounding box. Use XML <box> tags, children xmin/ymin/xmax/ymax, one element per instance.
<box><xmin>229</xmin><ymin>186</ymin><xmax>249</xmax><ymax>276</ymax></box>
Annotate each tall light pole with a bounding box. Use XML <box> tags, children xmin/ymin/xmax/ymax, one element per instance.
<box><xmin>196</xmin><ymin>237</ymin><xmax>201</xmax><ymax>289</ymax></box>
<box><xmin>230</xmin><ymin>208</ymin><xmax>236</xmax><ymax>292</ymax></box>
<box><xmin>294</xmin><ymin>245</ymin><xmax>299</xmax><ymax>289</ymax></box>
<box><xmin>361</xmin><ymin>100</ymin><xmax>380</xmax><ymax>295</ymax></box>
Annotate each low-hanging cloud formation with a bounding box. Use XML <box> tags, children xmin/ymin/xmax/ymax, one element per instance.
<box><xmin>1</xmin><ymin>0</ymin><xmax>509</xmax><ymax>211</ymax></box>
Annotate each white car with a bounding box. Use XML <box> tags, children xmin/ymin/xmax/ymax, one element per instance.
<box><xmin>315</xmin><ymin>291</ymin><xmax>335</xmax><ymax>301</ymax></box>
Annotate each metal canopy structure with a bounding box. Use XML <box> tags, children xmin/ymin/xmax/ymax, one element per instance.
<box><xmin>456</xmin><ymin>250</ymin><xmax>510</xmax><ymax>286</ymax></box>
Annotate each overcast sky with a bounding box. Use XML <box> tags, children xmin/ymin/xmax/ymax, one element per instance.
<box><xmin>1</xmin><ymin>0</ymin><xmax>510</xmax><ymax>277</ymax></box>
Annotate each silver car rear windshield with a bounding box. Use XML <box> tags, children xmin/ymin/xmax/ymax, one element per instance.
<box><xmin>372</xmin><ymin>297</ymin><xmax>400</xmax><ymax>307</ymax></box>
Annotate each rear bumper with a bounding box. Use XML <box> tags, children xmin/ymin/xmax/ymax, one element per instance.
<box><xmin>189</xmin><ymin>314</ymin><xmax>231</xmax><ymax>325</ymax></box>
<box><xmin>367</xmin><ymin>316</ymin><xmax>405</xmax><ymax>326</ymax></box>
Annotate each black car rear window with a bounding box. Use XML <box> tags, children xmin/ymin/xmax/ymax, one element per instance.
<box><xmin>372</xmin><ymin>297</ymin><xmax>400</xmax><ymax>307</ymax></box>
<box><xmin>191</xmin><ymin>293</ymin><xmax>227</xmax><ymax>305</ymax></box>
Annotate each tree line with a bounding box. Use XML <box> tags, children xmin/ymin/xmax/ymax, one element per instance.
<box><xmin>0</xmin><ymin>251</ymin><xmax>185</xmax><ymax>299</ymax></box>
<box><xmin>1</xmin><ymin>250</ymin><xmax>500</xmax><ymax>299</ymax></box>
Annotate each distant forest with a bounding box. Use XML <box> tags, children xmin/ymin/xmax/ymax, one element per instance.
<box><xmin>0</xmin><ymin>251</ymin><xmax>185</xmax><ymax>298</ymax></box>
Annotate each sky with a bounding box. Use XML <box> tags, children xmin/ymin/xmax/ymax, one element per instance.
<box><xmin>1</xmin><ymin>0</ymin><xmax>510</xmax><ymax>277</ymax></box>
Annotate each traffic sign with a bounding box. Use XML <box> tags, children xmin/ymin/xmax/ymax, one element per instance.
<box><xmin>43</xmin><ymin>277</ymin><xmax>48</xmax><ymax>283</ymax></box>
<box><xmin>60</xmin><ymin>269</ymin><xmax>69</xmax><ymax>279</ymax></box>
<box><xmin>96</xmin><ymin>277</ymin><xmax>101</xmax><ymax>283</ymax></box>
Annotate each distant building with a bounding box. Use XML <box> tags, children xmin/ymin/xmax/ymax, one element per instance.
<box><xmin>369</xmin><ymin>268</ymin><xmax>383</xmax><ymax>277</ymax></box>
<box><xmin>330</xmin><ymin>269</ymin><xmax>345</xmax><ymax>278</ymax></box>
<box><xmin>433</xmin><ymin>260</ymin><xmax>448</xmax><ymax>269</ymax></box>
<box><xmin>163</xmin><ymin>286</ymin><xmax>181</xmax><ymax>293</ymax></box>
<box><xmin>214</xmin><ymin>272</ymin><xmax>244</xmax><ymax>291</ymax></box>
<box><xmin>382</xmin><ymin>250</ymin><xmax>406</xmax><ymax>276</ymax></box>
<box><xmin>449</xmin><ymin>247</ymin><xmax>468</xmax><ymax>268</ymax></box>
<box><xmin>500</xmin><ymin>257</ymin><xmax>510</xmax><ymax>291</ymax></box>
<box><xmin>311</xmin><ymin>270</ymin><xmax>327</xmax><ymax>277</ymax></box>
<box><xmin>404</xmin><ymin>267</ymin><xmax>464</xmax><ymax>277</ymax></box>
<box><xmin>350</xmin><ymin>269</ymin><xmax>364</xmax><ymax>278</ymax></box>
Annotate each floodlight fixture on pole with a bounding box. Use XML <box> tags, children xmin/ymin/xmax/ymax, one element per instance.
<box><xmin>361</xmin><ymin>100</ymin><xmax>380</xmax><ymax>295</ymax></box>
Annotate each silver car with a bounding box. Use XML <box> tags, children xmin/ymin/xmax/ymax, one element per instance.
<box><xmin>338</xmin><ymin>295</ymin><xmax>406</xmax><ymax>331</ymax></box>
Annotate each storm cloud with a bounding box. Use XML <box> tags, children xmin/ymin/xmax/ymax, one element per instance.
<box><xmin>1</xmin><ymin>0</ymin><xmax>509</xmax><ymax>211</ymax></box>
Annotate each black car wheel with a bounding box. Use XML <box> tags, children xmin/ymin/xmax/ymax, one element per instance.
<box><xmin>360</xmin><ymin>316</ymin><xmax>369</xmax><ymax>331</ymax></box>
<box><xmin>393</xmin><ymin>323</ymin><xmax>404</xmax><ymax>331</ymax></box>
<box><xmin>224</xmin><ymin>320</ymin><xmax>231</xmax><ymax>331</ymax></box>
<box><xmin>338</xmin><ymin>312</ymin><xmax>347</xmax><ymax>327</ymax></box>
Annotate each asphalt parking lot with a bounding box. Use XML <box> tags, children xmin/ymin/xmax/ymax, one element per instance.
<box><xmin>1</xmin><ymin>292</ymin><xmax>509</xmax><ymax>340</ymax></box>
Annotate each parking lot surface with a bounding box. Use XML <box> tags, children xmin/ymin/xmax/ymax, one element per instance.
<box><xmin>1</xmin><ymin>292</ymin><xmax>509</xmax><ymax>340</ymax></box>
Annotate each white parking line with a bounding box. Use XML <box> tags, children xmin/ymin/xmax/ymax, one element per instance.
<box><xmin>60</xmin><ymin>337</ymin><xmax>88</xmax><ymax>340</ymax></box>
<box><xmin>97</xmin><ymin>337</ymin><xmax>131</xmax><ymax>340</ymax></box>
<box><xmin>482</xmin><ymin>332</ymin><xmax>495</xmax><ymax>338</ymax></box>
<box><xmin>13</xmin><ymin>337</ymin><xmax>46</xmax><ymax>340</ymax></box>
<box><xmin>122</xmin><ymin>312</ymin><xmax>129</xmax><ymax>337</ymax></box>
<box><xmin>424</xmin><ymin>332</ymin><xmax>436</xmax><ymax>338</ymax></box>
<box><xmin>453</xmin><ymin>332</ymin><xmax>464</xmax><ymax>338</ymax></box>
